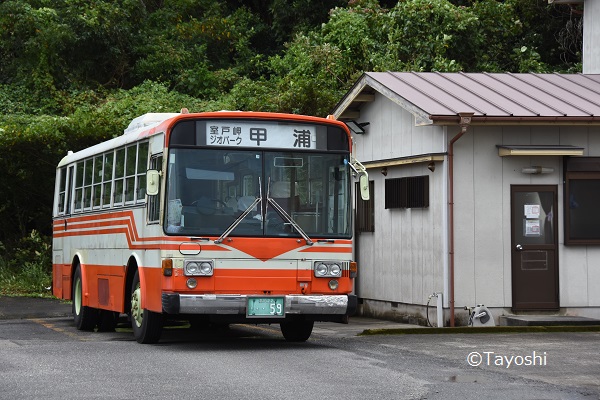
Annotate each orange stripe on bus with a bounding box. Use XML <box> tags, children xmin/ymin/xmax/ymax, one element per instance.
<box><xmin>54</xmin><ymin>210</ymin><xmax>141</xmax><ymax>240</ymax></box>
<box><xmin>53</xmin><ymin>226</ymin><xmax>232</xmax><ymax>252</ymax></box>
<box><xmin>54</xmin><ymin>211</ymin><xmax>351</xmax><ymax>259</ymax></box>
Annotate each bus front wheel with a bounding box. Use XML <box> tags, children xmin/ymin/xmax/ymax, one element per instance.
<box><xmin>130</xmin><ymin>270</ymin><xmax>163</xmax><ymax>344</ymax></box>
<box><xmin>72</xmin><ymin>264</ymin><xmax>98</xmax><ymax>331</ymax></box>
<box><xmin>280</xmin><ymin>320</ymin><xmax>314</xmax><ymax>342</ymax></box>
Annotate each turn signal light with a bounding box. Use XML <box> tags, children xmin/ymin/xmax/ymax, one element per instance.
<box><xmin>162</xmin><ymin>259</ymin><xmax>173</xmax><ymax>276</ymax></box>
<box><xmin>349</xmin><ymin>262</ymin><xmax>358</xmax><ymax>278</ymax></box>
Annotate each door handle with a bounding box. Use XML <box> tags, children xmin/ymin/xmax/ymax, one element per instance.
<box><xmin>515</xmin><ymin>244</ymin><xmax>523</xmax><ymax>251</ymax></box>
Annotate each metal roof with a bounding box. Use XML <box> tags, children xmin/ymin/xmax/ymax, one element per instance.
<box><xmin>333</xmin><ymin>72</ymin><xmax>600</xmax><ymax>125</ymax></box>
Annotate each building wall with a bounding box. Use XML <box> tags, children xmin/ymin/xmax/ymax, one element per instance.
<box><xmin>583</xmin><ymin>0</ymin><xmax>600</xmax><ymax>74</ymax></box>
<box><xmin>353</xmin><ymin>95</ymin><xmax>447</xmax><ymax>308</ymax></box>
<box><xmin>555</xmin><ymin>125</ymin><xmax>600</xmax><ymax>308</ymax></box>
<box><xmin>353</xmin><ymin>92</ymin><xmax>600</xmax><ymax>320</ymax></box>
<box><xmin>352</xmin><ymin>94</ymin><xmax>445</xmax><ymax>162</ymax></box>
<box><xmin>354</xmin><ymin>95</ymin><xmax>600</xmax><ymax>318</ymax></box>
<box><xmin>452</xmin><ymin>124</ymin><xmax>600</xmax><ymax>310</ymax></box>
<box><xmin>356</xmin><ymin>161</ymin><xmax>446</xmax><ymax>307</ymax></box>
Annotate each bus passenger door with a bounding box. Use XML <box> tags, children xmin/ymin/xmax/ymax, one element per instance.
<box><xmin>53</xmin><ymin>165</ymin><xmax>74</xmax><ymax>299</ymax></box>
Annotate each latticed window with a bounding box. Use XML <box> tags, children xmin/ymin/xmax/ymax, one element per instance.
<box><xmin>355</xmin><ymin>180</ymin><xmax>374</xmax><ymax>232</ymax></box>
<box><xmin>385</xmin><ymin>175</ymin><xmax>429</xmax><ymax>209</ymax></box>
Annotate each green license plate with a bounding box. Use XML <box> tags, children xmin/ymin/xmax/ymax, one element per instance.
<box><xmin>247</xmin><ymin>297</ymin><xmax>284</xmax><ymax>317</ymax></box>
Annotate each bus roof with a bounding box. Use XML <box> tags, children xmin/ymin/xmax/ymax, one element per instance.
<box><xmin>124</xmin><ymin>112</ymin><xmax>181</xmax><ymax>135</ymax></box>
<box><xmin>57</xmin><ymin>112</ymin><xmax>182</xmax><ymax>167</ymax></box>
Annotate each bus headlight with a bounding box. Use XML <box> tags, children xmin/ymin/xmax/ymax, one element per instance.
<box><xmin>315</xmin><ymin>263</ymin><xmax>329</xmax><ymax>277</ymax></box>
<box><xmin>329</xmin><ymin>264</ymin><xmax>341</xmax><ymax>276</ymax></box>
<box><xmin>313</xmin><ymin>261</ymin><xmax>343</xmax><ymax>278</ymax></box>
<box><xmin>184</xmin><ymin>260</ymin><xmax>213</xmax><ymax>276</ymax></box>
<box><xmin>199</xmin><ymin>262</ymin><xmax>213</xmax><ymax>275</ymax></box>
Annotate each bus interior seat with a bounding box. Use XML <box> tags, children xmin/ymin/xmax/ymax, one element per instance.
<box><xmin>195</xmin><ymin>196</ymin><xmax>216</xmax><ymax>215</ymax></box>
<box><xmin>226</xmin><ymin>197</ymin><xmax>238</xmax><ymax>210</ymax></box>
<box><xmin>270</xmin><ymin>181</ymin><xmax>299</xmax><ymax>213</ymax></box>
<box><xmin>237</xmin><ymin>196</ymin><xmax>256</xmax><ymax>213</ymax></box>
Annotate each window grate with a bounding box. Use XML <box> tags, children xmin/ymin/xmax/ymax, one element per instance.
<box><xmin>385</xmin><ymin>175</ymin><xmax>429</xmax><ymax>209</ymax></box>
<box><xmin>356</xmin><ymin>180</ymin><xmax>374</xmax><ymax>232</ymax></box>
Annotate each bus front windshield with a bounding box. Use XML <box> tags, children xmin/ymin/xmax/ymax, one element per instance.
<box><xmin>165</xmin><ymin>148</ymin><xmax>351</xmax><ymax>239</ymax></box>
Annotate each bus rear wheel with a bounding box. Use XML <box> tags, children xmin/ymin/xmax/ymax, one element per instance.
<box><xmin>130</xmin><ymin>270</ymin><xmax>163</xmax><ymax>344</ymax></box>
<box><xmin>280</xmin><ymin>320</ymin><xmax>314</xmax><ymax>342</ymax></box>
<box><xmin>72</xmin><ymin>264</ymin><xmax>98</xmax><ymax>331</ymax></box>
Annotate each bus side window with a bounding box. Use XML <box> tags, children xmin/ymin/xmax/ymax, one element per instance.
<box><xmin>102</xmin><ymin>152</ymin><xmax>113</xmax><ymax>208</ymax></box>
<box><xmin>93</xmin><ymin>155</ymin><xmax>103</xmax><ymax>208</ymax></box>
<box><xmin>114</xmin><ymin>148</ymin><xmax>125</xmax><ymax>205</ymax></box>
<box><xmin>66</xmin><ymin>165</ymin><xmax>74</xmax><ymax>215</ymax></box>
<box><xmin>83</xmin><ymin>158</ymin><xmax>93</xmax><ymax>210</ymax></box>
<box><xmin>57</xmin><ymin>167</ymin><xmax>67</xmax><ymax>215</ymax></box>
<box><xmin>124</xmin><ymin>145</ymin><xmax>137</xmax><ymax>203</ymax></box>
<box><xmin>74</xmin><ymin>161</ymin><xmax>84</xmax><ymax>212</ymax></box>
<box><xmin>136</xmin><ymin>142</ymin><xmax>149</xmax><ymax>202</ymax></box>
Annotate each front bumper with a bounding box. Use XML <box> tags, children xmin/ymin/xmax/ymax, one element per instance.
<box><xmin>162</xmin><ymin>293</ymin><xmax>357</xmax><ymax>321</ymax></box>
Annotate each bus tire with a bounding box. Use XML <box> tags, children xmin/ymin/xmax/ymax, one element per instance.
<box><xmin>280</xmin><ymin>320</ymin><xmax>314</xmax><ymax>342</ymax></box>
<box><xmin>72</xmin><ymin>264</ymin><xmax>98</xmax><ymax>331</ymax></box>
<box><xmin>130</xmin><ymin>270</ymin><xmax>163</xmax><ymax>344</ymax></box>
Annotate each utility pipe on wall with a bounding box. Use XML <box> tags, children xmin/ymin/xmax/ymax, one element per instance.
<box><xmin>447</xmin><ymin>113</ymin><xmax>473</xmax><ymax>327</ymax></box>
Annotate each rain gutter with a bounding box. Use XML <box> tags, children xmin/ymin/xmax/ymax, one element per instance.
<box><xmin>447</xmin><ymin>113</ymin><xmax>474</xmax><ymax>328</ymax></box>
<box><xmin>430</xmin><ymin>115</ymin><xmax>600</xmax><ymax>125</ymax></box>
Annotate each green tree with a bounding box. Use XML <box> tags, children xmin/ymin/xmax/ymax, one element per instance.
<box><xmin>221</xmin><ymin>0</ymin><xmax>581</xmax><ymax>116</ymax></box>
<box><xmin>224</xmin><ymin>0</ymin><xmax>346</xmax><ymax>53</ymax></box>
<box><xmin>0</xmin><ymin>0</ymin><xmax>585</xmax><ymax>261</ymax></box>
<box><xmin>0</xmin><ymin>1</ymin><xmax>75</xmax><ymax>112</ymax></box>
<box><xmin>0</xmin><ymin>81</ymin><xmax>205</xmax><ymax>246</ymax></box>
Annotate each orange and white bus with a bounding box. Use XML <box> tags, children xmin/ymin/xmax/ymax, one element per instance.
<box><xmin>52</xmin><ymin>110</ymin><xmax>369</xmax><ymax>343</ymax></box>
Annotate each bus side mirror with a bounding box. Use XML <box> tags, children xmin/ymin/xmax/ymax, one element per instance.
<box><xmin>146</xmin><ymin>170</ymin><xmax>160</xmax><ymax>196</ymax></box>
<box><xmin>359</xmin><ymin>173</ymin><xmax>370</xmax><ymax>201</ymax></box>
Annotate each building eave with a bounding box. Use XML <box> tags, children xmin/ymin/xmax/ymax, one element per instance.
<box><xmin>332</xmin><ymin>73</ymin><xmax>434</xmax><ymax>126</ymax></box>
<box><xmin>430</xmin><ymin>115</ymin><xmax>600</xmax><ymax>126</ymax></box>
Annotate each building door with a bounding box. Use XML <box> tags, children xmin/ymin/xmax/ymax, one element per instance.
<box><xmin>511</xmin><ymin>185</ymin><xmax>559</xmax><ymax>311</ymax></box>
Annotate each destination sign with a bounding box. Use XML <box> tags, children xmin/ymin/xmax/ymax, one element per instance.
<box><xmin>201</xmin><ymin>120</ymin><xmax>321</xmax><ymax>150</ymax></box>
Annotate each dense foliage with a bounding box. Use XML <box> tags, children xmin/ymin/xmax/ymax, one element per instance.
<box><xmin>0</xmin><ymin>0</ymin><xmax>583</xmax><ymax>292</ymax></box>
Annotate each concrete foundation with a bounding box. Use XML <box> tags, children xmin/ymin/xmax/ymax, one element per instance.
<box><xmin>357</xmin><ymin>298</ymin><xmax>600</xmax><ymax>327</ymax></box>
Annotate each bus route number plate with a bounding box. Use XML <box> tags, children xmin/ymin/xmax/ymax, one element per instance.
<box><xmin>247</xmin><ymin>297</ymin><xmax>284</xmax><ymax>317</ymax></box>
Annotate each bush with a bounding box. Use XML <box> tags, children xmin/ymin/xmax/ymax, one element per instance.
<box><xmin>0</xmin><ymin>230</ymin><xmax>52</xmax><ymax>296</ymax></box>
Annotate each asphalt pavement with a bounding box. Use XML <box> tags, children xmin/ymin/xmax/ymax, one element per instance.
<box><xmin>3</xmin><ymin>296</ymin><xmax>599</xmax><ymax>336</ymax></box>
<box><xmin>0</xmin><ymin>296</ymin><xmax>600</xmax><ymax>400</ymax></box>
<box><xmin>0</xmin><ymin>295</ymin><xmax>73</xmax><ymax>320</ymax></box>
<box><xmin>2</xmin><ymin>296</ymin><xmax>599</xmax><ymax>399</ymax></box>
<box><xmin>0</xmin><ymin>295</ymin><xmax>422</xmax><ymax>336</ymax></box>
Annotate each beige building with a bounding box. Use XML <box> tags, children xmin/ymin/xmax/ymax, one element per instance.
<box><xmin>331</xmin><ymin>0</ymin><xmax>600</xmax><ymax>327</ymax></box>
<box><xmin>334</xmin><ymin>71</ymin><xmax>600</xmax><ymax>325</ymax></box>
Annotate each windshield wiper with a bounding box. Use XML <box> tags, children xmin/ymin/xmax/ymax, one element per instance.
<box><xmin>215</xmin><ymin>177</ymin><xmax>263</xmax><ymax>244</ymax></box>
<box><xmin>266</xmin><ymin>177</ymin><xmax>313</xmax><ymax>246</ymax></box>
<box><xmin>215</xmin><ymin>177</ymin><xmax>314</xmax><ymax>246</ymax></box>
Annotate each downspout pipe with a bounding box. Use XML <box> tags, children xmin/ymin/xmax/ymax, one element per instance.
<box><xmin>447</xmin><ymin>112</ymin><xmax>473</xmax><ymax>327</ymax></box>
